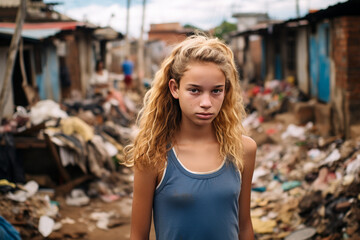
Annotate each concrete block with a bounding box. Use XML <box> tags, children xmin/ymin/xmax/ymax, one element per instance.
<box><xmin>315</xmin><ymin>103</ymin><xmax>332</xmax><ymax>137</ymax></box>
<box><xmin>350</xmin><ymin>124</ymin><xmax>360</xmax><ymax>140</ymax></box>
<box><xmin>293</xmin><ymin>101</ymin><xmax>315</xmax><ymax>125</ymax></box>
<box><xmin>275</xmin><ymin>112</ymin><xmax>297</xmax><ymax>127</ymax></box>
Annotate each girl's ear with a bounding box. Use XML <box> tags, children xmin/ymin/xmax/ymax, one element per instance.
<box><xmin>169</xmin><ymin>79</ymin><xmax>179</xmax><ymax>99</ymax></box>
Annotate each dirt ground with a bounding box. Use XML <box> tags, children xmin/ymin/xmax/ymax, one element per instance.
<box><xmin>51</xmin><ymin>196</ymin><xmax>156</xmax><ymax>240</ymax></box>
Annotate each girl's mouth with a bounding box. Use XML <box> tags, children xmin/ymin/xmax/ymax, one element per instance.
<box><xmin>196</xmin><ymin>113</ymin><xmax>213</xmax><ymax>120</ymax></box>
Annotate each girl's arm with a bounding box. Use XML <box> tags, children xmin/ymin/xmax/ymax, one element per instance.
<box><xmin>238</xmin><ymin>136</ymin><xmax>257</xmax><ymax>240</ymax></box>
<box><xmin>130</xmin><ymin>166</ymin><xmax>157</xmax><ymax>240</ymax></box>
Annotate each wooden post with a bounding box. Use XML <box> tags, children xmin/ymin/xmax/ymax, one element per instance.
<box><xmin>44</xmin><ymin>134</ymin><xmax>71</xmax><ymax>183</ymax></box>
<box><xmin>136</xmin><ymin>0</ymin><xmax>146</xmax><ymax>92</ymax></box>
<box><xmin>296</xmin><ymin>0</ymin><xmax>300</xmax><ymax>18</ymax></box>
<box><xmin>0</xmin><ymin>0</ymin><xmax>26</xmax><ymax>122</ymax></box>
<box><xmin>125</xmin><ymin>0</ymin><xmax>131</xmax><ymax>57</ymax></box>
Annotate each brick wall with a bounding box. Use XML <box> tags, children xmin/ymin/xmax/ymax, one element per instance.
<box><xmin>332</xmin><ymin>16</ymin><xmax>360</xmax><ymax>129</ymax></box>
<box><xmin>148</xmin><ymin>23</ymin><xmax>189</xmax><ymax>46</ymax></box>
<box><xmin>148</xmin><ymin>32</ymin><xmax>188</xmax><ymax>46</ymax></box>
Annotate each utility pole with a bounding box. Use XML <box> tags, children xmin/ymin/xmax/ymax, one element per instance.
<box><xmin>296</xmin><ymin>0</ymin><xmax>300</xmax><ymax>18</ymax></box>
<box><xmin>0</xmin><ymin>0</ymin><xmax>26</xmax><ymax>122</ymax></box>
<box><xmin>125</xmin><ymin>0</ymin><xmax>131</xmax><ymax>57</ymax></box>
<box><xmin>137</xmin><ymin>0</ymin><xmax>146</xmax><ymax>92</ymax></box>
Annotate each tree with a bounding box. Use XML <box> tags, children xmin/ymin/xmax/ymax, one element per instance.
<box><xmin>214</xmin><ymin>20</ymin><xmax>237</xmax><ymax>40</ymax></box>
<box><xmin>183</xmin><ymin>24</ymin><xmax>202</xmax><ymax>31</ymax></box>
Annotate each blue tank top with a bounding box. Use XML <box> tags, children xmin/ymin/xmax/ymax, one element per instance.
<box><xmin>153</xmin><ymin>148</ymin><xmax>241</xmax><ymax>240</ymax></box>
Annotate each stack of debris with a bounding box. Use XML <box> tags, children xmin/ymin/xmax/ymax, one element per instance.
<box><xmin>0</xmin><ymin>89</ymin><xmax>141</xmax><ymax>239</ymax></box>
<box><xmin>0</xmin><ymin>169</ymin><xmax>134</xmax><ymax>239</ymax></box>
<box><xmin>243</xmin><ymin>82</ymin><xmax>360</xmax><ymax>239</ymax></box>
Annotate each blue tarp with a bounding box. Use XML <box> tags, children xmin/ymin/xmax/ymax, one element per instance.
<box><xmin>0</xmin><ymin>216</ymin><xmax>21</xmax><ymax>240</ymax></box>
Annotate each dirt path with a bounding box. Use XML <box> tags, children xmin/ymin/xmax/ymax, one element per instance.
<box><xmin>52</xmin><ymin>196</ymin><xmax>156</xmax><ymax>240</ymax></box>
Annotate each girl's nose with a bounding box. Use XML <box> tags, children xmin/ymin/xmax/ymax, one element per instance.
<box><xmin>200</xmin><ymin>94</ymin><xmax>212</xmax><ymax>108</ymax></box>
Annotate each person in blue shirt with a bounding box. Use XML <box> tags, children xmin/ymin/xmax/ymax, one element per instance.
<box><xmin>125</xmin><ymin>34</ymin><xmax>256</xmax><ymax>240</ymax></box>
<box><xmin>122</xmin><ymin>57</ymin><xmax>134</xmax><ymax>90</ymax></box>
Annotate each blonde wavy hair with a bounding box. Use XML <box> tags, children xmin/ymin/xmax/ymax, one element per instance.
<box><xmin>124</xmin><ymin>34</ymin><xmax>247</xmax><ymax>172</ymax></box>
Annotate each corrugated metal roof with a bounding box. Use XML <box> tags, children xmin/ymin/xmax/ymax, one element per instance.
<box><xmin>0</xmin><ymin>22</ymin><xmax>82</xmax><ymax>30</ymax></box>
<box><xmin>0</xmin><ymin>21</ymin><xmax>98</xmax><ymax>40</ymax></box>
<box><xmin>0</xmin><ymin>27</ymin><xmax>61</xmax><ymax>40</ymax></box>
<box><xmin>0</xmin><ymin>0</ymin><xmax>47</xmax><ymax>8</ymax></box>
<box><xmin>0</xmin><ymin>0</ymin><xmax>20</xmax><ymax>7</ymax></box>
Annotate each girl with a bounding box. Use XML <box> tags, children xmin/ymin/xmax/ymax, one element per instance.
<box><xmin>125</xmin><ymin>34</ymin><xmax>256</xmax><ymax>240</ymax></box>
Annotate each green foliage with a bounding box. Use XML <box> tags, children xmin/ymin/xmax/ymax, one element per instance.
<box><xmin>183</xmin><ymin>24</ymin><xmax>203</xmax><ymax>31</ymax></box>
<box><xmin>214</xmin><ymin>20</ymin><xmax>237</xmax><ymax>39</ymax></box>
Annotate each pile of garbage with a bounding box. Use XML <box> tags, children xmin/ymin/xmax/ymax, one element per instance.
<box><xmin>242</xmin><ymin>81</ymin><xmax>360</xmax><ymax>239</ymax></box>
<box><xmin>0</xmin><ymin>170</ymin><xmax>133</xmax><ymax>239</ymax></box>
<box><xmin>245</xmin><ymin>111</ymin><xmax>360</xmax><ymax>238</ymax></box>
<box><xmin>1</xmin><ymin>88</ymin><xmax>141</xmax><ymax>177</ymax></box>
<box><xmin>0</xmin><ymin>89</ymin><xmax>140</xmax><ymax>239</ymax></box>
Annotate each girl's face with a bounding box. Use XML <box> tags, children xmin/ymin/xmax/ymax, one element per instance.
<box><xmin>169</xmin><ymin>62</ymin><xmax>226</xmax><ymax>127</ymax></box>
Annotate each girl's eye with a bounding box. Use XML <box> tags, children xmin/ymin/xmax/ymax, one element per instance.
<box><xmin>212</xmin><ymin>89</ymin><xmax>223</xmax><ymax>94</ymax></box>
<box><xmin>189</xmin><ymin>88</ymin><xmax>199</xmax><ymax>93</ymax></box>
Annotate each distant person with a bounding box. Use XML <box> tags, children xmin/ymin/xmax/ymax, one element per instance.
<box><xmin>125</xmin><ymin>35</ymin><xmax>256</xmax><ymax>239</ymax></box>
<box><xmin>122</xmin><ymin>57</ymin><xmax>134</xmax><ymax>90</ymax></box>
<box><xmin>90</xmin><ymin>60</ymin><xmax>110</xmax><ymax>97</ymax></box>
<box><xmin>91</xmin><ymin>60</ymin><xmax>109</xmax><ymax>89</ymax></box>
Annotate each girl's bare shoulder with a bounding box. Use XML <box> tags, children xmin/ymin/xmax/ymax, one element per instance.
<box><xmin>241</xmin><ymin>135</ymin><xmax>257</xmax><ymax>167</ymax></box>
<box><xmin>242</xmin><ymin>135</ymin><xmax>257</xmax><ymax>152</ymax></box>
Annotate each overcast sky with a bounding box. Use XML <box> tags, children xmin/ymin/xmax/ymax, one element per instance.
<box><xmin>46</xmin><ymin>0</ymin><xmax>347</xmax><ymax>38</ymax></box>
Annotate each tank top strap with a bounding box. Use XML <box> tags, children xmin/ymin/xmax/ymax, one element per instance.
<box><xmin>155</xmin><ymin>149</ymin><xmax>177</xmax><ymax>193</ymax></box>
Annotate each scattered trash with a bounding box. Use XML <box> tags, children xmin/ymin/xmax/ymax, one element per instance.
<box><xmin>38</xmin><ymin>215</ymin><xmax>55</xmax><ymax>237</ymax></box>
<box><xmin>284</xmin><ymin>227</ymin><xmax>317</xmax><ymax>240</ymax></box>
<box><xmin>30</xmin><ymin>100</ymin><xmax>68</xmax><ymax>125</ymax></box>
<box><xmin>65</xmin><ymin>189</ymin><xmax>90</xmax><ymax>206</ymax></box>
<box><xmin>61</xmin><ymin>217</ymin><xmax>76</xmax><ymax>225</ymax></box>
<box><xmin>243</xmin><ymin>88</ymin><xmax>360</xmax><ymax>239</ymax></box>
<box><xmin>282</xmin><ymin>181</ymin><xmax>302</xmax><ymax>191</ymax></box>
<box><xmin>90</xmin><ymin>211</ymin><xmax>114</xmax><ymax>230</ymax></box>
<box><xmin>6</xmin><ymin>180</ymin><xmax>39</xmax><ymax>202</ymax></box>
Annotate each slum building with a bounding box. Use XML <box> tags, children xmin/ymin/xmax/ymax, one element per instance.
<box><xmin>229</xmin><ymin>0</ymin><xmax>360</xmax><ymax>139</ymax></box>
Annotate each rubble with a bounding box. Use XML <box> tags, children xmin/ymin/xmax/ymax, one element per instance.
<box><xmin>243</xmin><ymin>82</ymin><xmax>360</xmax><ymax>239</ymax></box>
<box><xmin>0</xmin><ymin>88</ymin><xmax>139</xmax><ymax>238</ymax></box>
<box><xmin>1</xmin><ymin>73</ymin><xmax>359</xmax><ymax>239</ymax></box>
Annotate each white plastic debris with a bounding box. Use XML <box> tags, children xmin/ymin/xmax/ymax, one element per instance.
<box><xmin>104</xmin><ymin>141</ymin><xmax>118</xmax><ymax>157</ymax></box>
<box><xmin>284</xmin><ymin>227</ymin><xmax>317</xmax><ymax>240</ymax></box>
<box><xmin>65</xmin><ymin>189</ymin><xmax>90</xmax><ymax>206</ymax></box>
<box><xmin>24</xmin><ymin>180</ymin><xmax>39</xmax><ymax>196</ymax></box>
<box><xmin>38</xmin><ymin>215</ymin><xmax>55</xmax><ymax>237</ymax></box>
<box><xmin>42</xmin><ymin>195</ymin><xmax>59</xmax><ymax>218</ymax></box>
<box><xmin>118</xmin><ymin>198</ymin><xmax>133</xmax><ymax>217</ymax></box>
<box><xmin>90</xmin><ymin>212</ymin><xmax>115</xmax><ymax>230</ymax></box>
<box><xmin>303</xmin><ymin>162</ymin><xmax>318</xmax><ymax>174</ymax></box>
<box><xmin>281</xmin><ymin>124</ymin><xmax>306</xmax><ymax>140</ymax></box>
<box><xmin>252</xmin><ymin>167</ymin><xmax>270</xmax><ymax>183</ymax></box>
<box><xmin>61</xmin><ymin>217</ymin><xmax>76</xmax><ymax>225</ymax></box>
<box><xmin>6</xmin><ymin>180</ymin><xmax>39</xmax><ymax>202</ymax></box>
<box><xmin>52</xmin><ymin>222</ymin><xmax>62</xmax><ymax>231</ymax></box>
<box><xmin>342</xmin><ymin>174</ymin><xmax>355</xmax><ymax>186</ymax></box>
<box><xmin>321</xmin><ymin>149</ymin><xmax>341</xmax><ymax>165</ymax></box>
<box><xmin>307</xmin><ymin>148</ymin><xmax>322</xmax><ymax>160</ymax></box>
<box><xmin>30</xmin><ymin>100</ymin><xmax>68</xmax><ymax>125</ymax></box>
<box><xmin>242</xmin><ymin>112</ymin><xmax>260</xmax><ymax>129</ymax></box>
<box><xmin>346</xmin><ymin>154</ymin><xmax>360</xmax><ymax>175</ymax></box>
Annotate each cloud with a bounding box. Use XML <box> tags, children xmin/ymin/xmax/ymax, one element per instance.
<box><xmin>65</xmin><ymin>0</ymin><xmax>235</xmax><ymax>38</ymax></box>
<box><xmin>61</xmin><ymin>0</ymin><xmax>346</xmax><ymax>38</ymax></box>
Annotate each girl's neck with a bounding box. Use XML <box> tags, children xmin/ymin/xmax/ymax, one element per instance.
<box><xmin>176</xmin><ymin>122</ymin><xmax>217</xmax><ymax>145</ymax></box>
